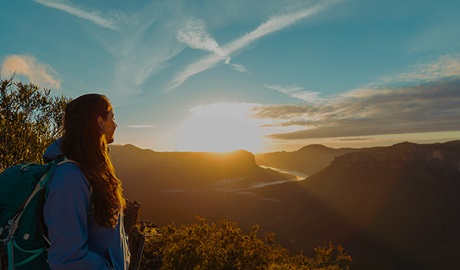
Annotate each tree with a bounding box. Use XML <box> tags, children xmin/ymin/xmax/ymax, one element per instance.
<box><xmin>0</xmin><ymin>76</ymin><xmax>70</xmax><ymax>171</ymax></box>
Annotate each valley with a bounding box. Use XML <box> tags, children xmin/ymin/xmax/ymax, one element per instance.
<box><xmin>111</xmin><ymin>141</ymin><xmax>460</xmax><ymax>269</ymax></box>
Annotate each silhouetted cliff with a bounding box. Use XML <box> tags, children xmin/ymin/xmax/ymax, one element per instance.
<box><xmin>255</xmin><ymin>140</ymin><xmax>460</xmax><ymax>269</ymax></box>
<box><xmin>110</xmin><ymin>145</ymin><xmax>296</xmax><ymax>225</ymax></box>
<box><xmin>255</xmin><ymin>144</ymin><xmax>358</xmax><ymax>175</ymax></box>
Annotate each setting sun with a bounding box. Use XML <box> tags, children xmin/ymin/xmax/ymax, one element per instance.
<box><xmin>175</xmin><ymin>103</ymin><xmax>263</xmax><ymax>153</ymax></box>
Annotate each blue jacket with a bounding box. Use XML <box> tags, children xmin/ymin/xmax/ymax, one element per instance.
<box><xmin>43</xmin><ymin>140</ymin><xmax>130</xmax><ymax>270</ymax></box>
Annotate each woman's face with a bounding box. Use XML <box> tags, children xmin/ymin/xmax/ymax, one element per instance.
<box><xmin>99</xmin><ymin>109</ymin><xmax>117</xmax><ymax>143</ymax></box>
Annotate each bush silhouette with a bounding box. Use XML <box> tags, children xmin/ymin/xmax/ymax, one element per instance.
<box><xmin>140</xmin><ymin>217</ymin><xmax>351</xmax><ymax>270</ymax></box>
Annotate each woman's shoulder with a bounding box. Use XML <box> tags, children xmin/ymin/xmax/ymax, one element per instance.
<box><xmin>51</xmin><ymin>160</ymin><xmax>90</xmax><ymax>191</ymax></box>
<box><xmin>54</xmin><ymin>159</ymin><xmax>83</xmax><ymax>175</ymax></box>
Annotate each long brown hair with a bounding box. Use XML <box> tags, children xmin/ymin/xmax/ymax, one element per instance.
<box><xmin>61</xmin><ymin>94</ymin><xmax>125</xmax><ymax>228</ymax></box>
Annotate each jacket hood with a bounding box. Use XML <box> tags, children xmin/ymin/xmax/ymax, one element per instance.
<box><xmin>43</xmin><ymin>139</ymin><xmax>63</xmax><ymax>163</ymax></box>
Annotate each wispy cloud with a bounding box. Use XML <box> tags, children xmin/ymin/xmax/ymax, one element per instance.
<box><xmin>100</xmin><ymin>3</ymin><xmax>186</xmax><ymax>97</ymax></box>
<box><xmin>337</xmin><ymin>137</ymin><xmax>371</xmax><ymax>141</ymax></box>
<box><xmin>126</xmin><ymin>125</ymin><xmax>155</xmax><ymax>129</ymax></box>
<box><xmin>1</xmin><ymin>55</ymin><xmax>61</xmax><ymax>89</ymax></box>
<box><xmin>34</xmin><ymin>0</ymin><xmax>118</xmax><ymax>30</ymax></box>
<box><xmin>253</xmin><ymin>78</ymin><xmax>460</xmax><ymax>140</ymax></box>
<box><xmin>264</xmin><ymin>84</ymin><xmax>322</xmax><ymax>103</ymax></box>
<box><xmin>177</xmin><ymin>18</ymin><xmax>225</xmax><ymax>56</ymax></box>
<box><xmin>228</xmin><ymin>62</ymin><xmax>249</xmax><ymax>73</ymax></box>
<box><xmin>224</xmin><ymin>58</ymin><xmax>249</xmax><ymax>73</ymax></box>
<box><xmin>29</xmin><ymin>1</ymin><xmax>338</xmax><ymax>98</ymax></box>
<box><xmin>251</xmin><ymin>54</ymin><xmax>460</xmax><ymax>142</ymax></box>
<box><xmin>167</xmin><ymin>1</ymin><xmax>338</xmax><ymax>91</ymax></box>
<box><xmin>380</xmin><ymin>54</ymin><xmax>460</xmax><ymax>84</ymax></box>
<box><xmin>176</xmin><ymin>18</ymin><xmax>253</xmax><ymax>74</ymax></box>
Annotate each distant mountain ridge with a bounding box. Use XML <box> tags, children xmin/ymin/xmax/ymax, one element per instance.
<box><xmin>255</xmin><ymin>144</ymin><xmax>359</xmax><ymax>175</ymax></box>
<box><xmin>110</xmin><ymin>145</ymin><xmax>296</xmax><ymax>224</ymax></box>
<box><xmin>254</xmin><ymin>140</ymin><xmax>460</xmax><ymax>269</ymax></box>
<box><xmin>111</xmin><ymin>140</ymin><xmax>460</xmax><ymax>269</ymax></box>
<box><xmin>111</xmin><ymin>145</ymin><xmax>294</xmax><ymax>190</ymax></box>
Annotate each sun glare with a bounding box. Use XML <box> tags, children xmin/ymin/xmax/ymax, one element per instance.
<box><xmin>175</xmin><ymin>103</ymin><xmax>263</xmax><ymax>153</ymax></box>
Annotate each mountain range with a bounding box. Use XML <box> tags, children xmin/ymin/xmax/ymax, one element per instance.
<box><xmin>110</xmin><ymin>141</ymin><xmax>460</xmax><ymax>269</ymax></box>
<box><xmin>255</xmin><ymin>144</ymin><xmax>359</xmax><ymax>175</ymax></box>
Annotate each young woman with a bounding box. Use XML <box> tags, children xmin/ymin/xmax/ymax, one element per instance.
<box><xmin>43</xmin><ymin>94</ymin><xmax>130</xmax><ymax>269</ymax></box>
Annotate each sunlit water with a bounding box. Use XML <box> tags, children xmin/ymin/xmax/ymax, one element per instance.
<box><xmin>160</xmin><ymin>166</ymin><xmax>308</xmax><ymax>193</ymax></box>
<box><xmin>246</xmin><ymin>166</ymin><xmax>308</xmax><ymax>189</ymax></box>
<box><xmin>259</xmin><ymin>166</ymin><xmax>307</xmax><ymax>180</ymax></box>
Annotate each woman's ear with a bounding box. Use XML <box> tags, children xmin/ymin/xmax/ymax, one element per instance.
<box><xmin>97</xmin><ymin>116</ymin><xmax>103</xmax><ymax>128</ymax></box>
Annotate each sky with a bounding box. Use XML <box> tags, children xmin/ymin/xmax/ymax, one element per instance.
<box><xmin>1</xmin><ymin>0</ymin><xmax>460</xmax><ymax>153</ymax></box>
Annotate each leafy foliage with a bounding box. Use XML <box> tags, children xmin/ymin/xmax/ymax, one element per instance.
<box><xmin>0</xmin><ymin>76</ymin><xmax>69</xmax><ymax>170</ymax></box>
<box><xmin>140</xmin><ymin>217</ymin><xmax>352</xmax><ymax>270</ymax></box>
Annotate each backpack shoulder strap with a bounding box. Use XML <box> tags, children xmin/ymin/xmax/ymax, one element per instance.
<box><xmin>43</xmin><ymin>156</ymin><xmax>79</xmax><ymax>197</ymax></box>
<box><xmin>44</xmin><ymin>157</ymin><xmax>93</xmax><ymax>209</ymax></box>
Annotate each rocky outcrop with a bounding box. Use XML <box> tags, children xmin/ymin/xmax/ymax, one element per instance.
<box><xmin>294</xmin><ymin>140</ymin><xmax>460</xmax><ymax>269</ymax></box>
<box><xmin>331</xmin><ymin>141</ymin><xmax>460</xmax><ymax>173</ymax></box>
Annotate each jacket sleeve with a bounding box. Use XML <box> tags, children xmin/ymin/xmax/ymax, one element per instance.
<box><xmin>43</xmin><ymin>163</ymin><xmax>113</xmax><ymax>270</ymax></box>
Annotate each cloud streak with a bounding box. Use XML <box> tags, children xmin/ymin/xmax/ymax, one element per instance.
<box><xmin>253</xmin><ymin>78</ymin><xmax>460</xmax><ymax>140</ymax></box>
<box><xmin>99</xmin><ymin>3</ymin><xmax>186</xmax><ymax>97</ymax></box>
<box><xmin>168</xmin><ymin>1</ymin><xmax>337</xmax><ymax>91</ymax></box>
<box><xmin>1</xmin><ymin>55</ymin><xmax>61</xmax><ymax>89</ymax></box>
<box><xmin>177</xmin><ymin>18</ymin><xmax>225</xmax><ymax>56</ymax></box>
<box><xmin>380</xmin><ymin>54</ymin><xmax>460</xmax><ymax>85</ymax></box>
<box><xmin>126</xmin><ymin>125</ymin><xmax>155</xmax><ymax>129</ymax></box>
<box><xmin>34</xmin><ymin>0</ymin><xmax>118</xmax><ymax>30</ymax></box>
<box><xmin>264</xmin><ymin>84</ymin><xmax>322</xmax><ymax>103</ymax></box>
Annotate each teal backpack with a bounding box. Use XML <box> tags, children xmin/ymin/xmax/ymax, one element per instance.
<box><xmin>0</xmin><ymin>157</ymin><xmax>64</xmax><ymax>270</ymax></box>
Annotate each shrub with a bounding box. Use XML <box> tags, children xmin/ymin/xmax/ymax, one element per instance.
<box><xmin>140</xmin><ymin>217</ymin><xmax>351</xmax><ymax>270</ymax></box>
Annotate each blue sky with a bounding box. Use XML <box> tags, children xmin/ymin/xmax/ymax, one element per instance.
<box><xmin>2</xmin><ymin>0</ymin><xmax>460</xmax><ymax>153</ymax></box>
